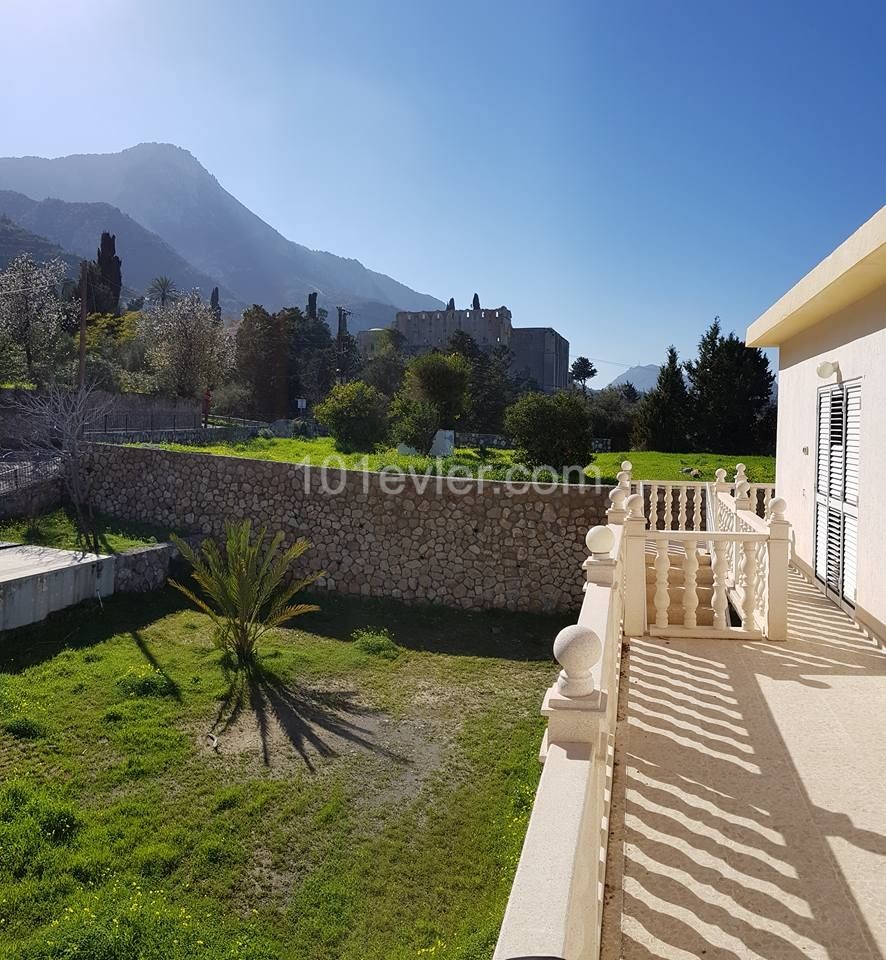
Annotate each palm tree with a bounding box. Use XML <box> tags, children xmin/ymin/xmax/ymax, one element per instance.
<box><xmin>148</xmin><ymin>275</ymin><xmax>178</xmax><ymax>306</ymax></box>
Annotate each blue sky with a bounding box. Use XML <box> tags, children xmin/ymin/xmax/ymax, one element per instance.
<box><xmin>1</xmin><ymin>0</ymin><xmax>885</xmax><ymax>384</ymax></box>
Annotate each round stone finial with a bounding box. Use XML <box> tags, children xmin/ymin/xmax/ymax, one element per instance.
<box><xmin>621</xmin><ymin>460</ymin><xmax>633</xmax><ymax>473</ymax></box>
<box><xmin>769</xmin><ymin>497</ymin><xmax>787</xmax><ymax>521</ymax></box>
<box><xmin>553</xmin><ymin>624</ymin><xmax>601</xmax><ymax>697</ymax></box>
<box><xmin>626</xmin><ymin>493</ymin><xmax>645</xmax><ymax>519</ymax></box>
<box><xmin>608</xmin><ymin>486</ymin><xmax>627</xmax><ymax>507</ymax></box>
<box><xmin>586</xmin><ymin>524</ymin><xmax>615</xmax><ymax>557</ymax></box>
<box><xmin>715</xmin><ymin>468</ymin><xmax>727</xmax><ymax>483</ymax></box>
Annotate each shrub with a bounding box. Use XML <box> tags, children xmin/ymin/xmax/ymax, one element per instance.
<box><xmin>257</xmin><ymin>426</ymin><xmax>274</xmax><ymax>439</ymax></box>
<box><xmin>352</xmin><ymin>627</ymin><xmax>401</xmax><ymax>660</ymax></box>
<box><xmin>390</xmin><ymin>392</ymin><xmax>440</xmax><ymax>455</ymax></box>
<box><xmin>314</xmin><ymin>380</ymin><xmax>389</xmax><ymax>452</ymax></box>
<box><xmin>402</xmin><ymin>352</ymin><xmax>469</xmax><ymax>428</ymax></box>
<box><xmin>504</xmin><ymin>390</ymin><xmax>593</xmax><ymax>468</ymax></box>
<box><xmin>170</xmin><ymin>520</ymin><xmax>323</xmax><ymax>669</ymax></box>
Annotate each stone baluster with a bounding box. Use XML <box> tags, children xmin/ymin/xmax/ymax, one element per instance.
<box><xmin>693</xmin><ymin>485</ymin><xmax>703</xmax><ymax>531</ymax></box>
<box><xmin>678</xmin><ymin>485</ymin><xmax>688</xmax><ymax>530</ymax></box>
<box><xmin>653</xmin><ymin>539</ymin><xmax>670</xmax><ymax>628</ymax></box>
<box><xmin>649</xmin><ymin>483</ymin><xmax>659</xmax><ymax>530</ymax></box>
<box><xmin>740</xmin><ymin>539</ymin><xmax>757</xmax><ymax>629</ymax></box>
<box><xmin>622</xmin><ymin>493</ymin><xmax>648</xmax><ymax>637</ymax></box>
<box><xmin>712</xmin><ymin>540</ymin><xmax>729</xmax><ymax>630</ymax></box>
<box><xmin>682</xmin><ymin>537</ymin><xmax>699</xmax><ymax>628</ymax></box>
<box><xmin>766</xmin><ymin>498</ymin><xmax>790</xmax><ymax>642</ymax></box>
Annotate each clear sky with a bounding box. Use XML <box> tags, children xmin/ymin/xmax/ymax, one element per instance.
<box><xmin>2</xmin><ymin>0</ymin><xmax>885</xmax><ymax>384</ymax></box>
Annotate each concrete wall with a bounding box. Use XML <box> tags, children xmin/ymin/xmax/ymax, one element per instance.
<box><xmin>777</xmin><ymin>283</ymin><xmax>886</xmax><ymax>635</ymax></box>
<box><xmin>82</xmin><ymin>444</ymin><xmax>611</xmax><ymax>612</ymax></box>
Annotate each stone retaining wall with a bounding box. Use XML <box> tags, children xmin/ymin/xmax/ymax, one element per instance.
<box><xmin>84</xmin><ymin>445</ymin><xmax>611</xmax><ymax>612</ymax></box>
<box><xmin>113</xmin><ymin>536</ymin><xmax>204</xmax><ymax>593</ymax></box>
<box><xmin>0</xmin><ymin>478</ymin><xmax>63</xmax><ymax>520</ymax></box>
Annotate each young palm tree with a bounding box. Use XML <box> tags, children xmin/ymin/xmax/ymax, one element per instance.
<box><xmin>170</xmin><ymin>521</ymin><xmax>322</xmax><ymax>668</ymax></box>
<box><xmin>147</xmin><ymin>275</ymin><xmax>178</xmax><ymax>306</ymax></box>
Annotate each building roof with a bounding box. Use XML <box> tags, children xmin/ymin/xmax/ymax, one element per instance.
<box><xmin>746</xmin><ymin>205</ymin><xmax>886</xmax><ymax>347</ymax></box>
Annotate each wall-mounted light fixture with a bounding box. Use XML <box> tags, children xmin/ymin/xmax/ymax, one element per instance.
<box><xmin>816</xmin><ymin>359</ymin><xmax>840</xmax><ymax>379</ymax></box>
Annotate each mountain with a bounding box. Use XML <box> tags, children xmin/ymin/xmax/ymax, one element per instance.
<box><xmin>0</xmin><ymin>190</ymin><xmax>241</xmax><ymax>313</ymax></box>
<box><xmin>0</xmin><ymin>215</ymin><xmax>81</xmax><ymax>277</ymax></box>
<box><xmin>607</xmin><ymin>364</ymin><xmax>660</xmax><ymax>393</ymax></box>
<box><xmin>0</xmin><ymin>143</ymin><xmax>444</xmax><ymax>321</ymax></box>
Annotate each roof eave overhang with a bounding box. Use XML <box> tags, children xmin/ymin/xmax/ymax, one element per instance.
<box><xmin>746</xmin><ymin>206</ymin><xmax>886</xmax><ymax>348</ymax></box>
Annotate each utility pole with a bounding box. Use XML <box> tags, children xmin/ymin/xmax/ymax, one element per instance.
<box><xmin>77</xmin><ymin>260</ymin><xmax>88</xmax><ymax>389</ymax></box>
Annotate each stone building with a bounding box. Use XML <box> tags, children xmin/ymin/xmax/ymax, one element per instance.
<box><xmin>510</xmin><ymin>327</ymin><xmax>570</xmax><ymax>393</ymax></box>
<box><xmin>393</xmin><ymin>295</ymin><xmax>513</xmax><ymax>354</ymax></box>
<box><xmin>391</xmin><ymin>294</ymin><xmax>570</xmax><ymax>393</ymax></box>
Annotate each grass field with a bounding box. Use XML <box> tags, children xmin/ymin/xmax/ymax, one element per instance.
<box><xmin>0</xmin><ymin>508</ymin><xmax>174</xmax><ymax>554</ymax></box>
<box><xmin>0</xmin><ymin>589</ymin><xmax>565</xmax><ymax>960</ymax></box>
<box><xmin>145</xmin><ymin>436</ymin><xmax>775</xmax><ymax>484</ymax></box>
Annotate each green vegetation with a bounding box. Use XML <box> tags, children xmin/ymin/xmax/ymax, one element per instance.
<box><xmin>314</xmin><ymin>380</ymin><xmax>389</xmax><ymax>453</ymax></box>
<box><xmin>171</xmin><ymin>521</ymin><xmax>321</xmax><ymax>667</ymax></box>
<box><xmin>0</xmin><ymin>588</ymin><xmax>564</xmax><ymax>959</ymax></box>
<box><xmin>141</xmin><ymin>436</ymin><xmax>776</xmax><ymax>483</ymax></box>
<box><xmin>0</xmin><ymin>507</ymin><xmax>174</xmax><ymax>554</ymax></box>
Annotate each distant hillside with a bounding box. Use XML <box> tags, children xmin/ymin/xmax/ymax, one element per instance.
<box><xmin>0</xmin><ymin>215</ymin><xmax>81</xmax><ymax>277</ymax></box>
<box><xmin>607</xmin><ymin>363</ymin><xmax>660</xmax><ymax>393</ymax></box>
<box><xmin>0</xmin><ymin>190</ymin><xmax>241</xmax><ymax>314</ymax></box>
<box><xmin>0</xmin><ymin>143</ymin><xmax>444</xmax><ymax>317</ymax></box>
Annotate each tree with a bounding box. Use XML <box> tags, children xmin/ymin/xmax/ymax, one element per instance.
<box><xmin>140</xmin><ymin>292</ymin><xmax>231</xmax><ymax>398</ymax></box>
<box><xmin>570</xmin><ymin>356</ymin><xmax>597</xmax><ymax>396</ymax></box>
<box><xmin>504</xmin><ymin>390</ymin><xmax>593</xmax><ymax>468</ymax></box>
<box><xmin>315</xmin><ymin>380</ymin><xmax>389</xmax><ymax>452</ymax></box>
<box><xmin>619</xmin><ymin>381</ymin><xmax>640</xmax><ymax>404</ymax></box>
<box><xmin>235</xmin><ymin>305</ymin><xmax>289</xmax><ymax>420</ymax></box>
<box><xmin>95</xmin><ymin>232</ymin><xmax>122</xmax><ymax>314</ymax></box>
<box><xmin>0</xmin><ymin>254</ymin><xmax>72</xmax><ymax>387</ymax></box>
<box><xmin>390</xmin><ymin>392</ymin><xmax>441</xmax><ymax>455</ymax></box>
<box><xmin>684</xmin><ymin>318</ymin><xmax>775</xmax><ymax>454</ymax></box>
<box><xmin>403</xmin><ymin>351</ymin><xmax>470</xmax><ymax>429</ymax></box>
<box><xmin>12</xmin><ymin>383</ymin><xmax>113</xmax><ymax>553</ymax></box>
<box><xmin>210</xmin><ymin>286</ymin><xmax>221</xmax><ymax>322</ymax></box>
<box><xmin>282</xmin><ymin>306</ymin><xmax>336</xmax><ymax>407</ymax></box>
<box><xmin>448</xmin><ymin>331</ymin><xmax>516</xmax><ymax>433</ymax></box>
<box><xmin>147</xmin><ymin>275</ymin><xmax>178</xmax><ymax>306</ymax></box>
<box><xmin>632</xmin><ymin>346</ymin><xmax>690</xmax><ymax>452</ymax></box>
<box><xmin>586</xmin><ymin>386</ymin><xmax>639</xmax><ymax>449</ymax></box>
<box><xmin>170</xmin><ymin>520</ymin><xmax>322</xmax><ymax>669</ymax></box>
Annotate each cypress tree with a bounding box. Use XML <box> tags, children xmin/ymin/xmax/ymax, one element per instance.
<box><xmin>632</xmin><ymin>346</ymin><xmax>690</xmax><ymax>452</ymax></box>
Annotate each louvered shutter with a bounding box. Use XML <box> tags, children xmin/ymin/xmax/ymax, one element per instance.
<box><xmin>844</xmin><ymin>383</ymin><xmax>861</xmax><ymax>507</ymax></box>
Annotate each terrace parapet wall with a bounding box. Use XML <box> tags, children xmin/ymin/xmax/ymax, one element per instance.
<box><xmin>83</xmin><ymin>444</ymin><xmax>611</xmax><ymax>612</ymax></box>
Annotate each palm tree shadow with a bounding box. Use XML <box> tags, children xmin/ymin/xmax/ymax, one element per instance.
<box><xmin>211</xmin><ymin>661</ymin><xmax>406</xmax><ymax>771</ymax></box>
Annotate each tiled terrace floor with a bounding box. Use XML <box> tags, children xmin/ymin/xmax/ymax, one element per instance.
<box><xmin>603</xmin><ymin>570</ymin><xmax>886</xmax><ymax>959</ymax></box>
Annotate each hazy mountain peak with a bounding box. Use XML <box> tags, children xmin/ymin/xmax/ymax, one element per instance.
<box><xmin>0</xmin><ymin>143</ymin><xmax>443</xmax><ymax>327</ymax></box>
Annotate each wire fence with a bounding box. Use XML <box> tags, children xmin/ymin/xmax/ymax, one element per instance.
<box><xmin>0</xmin><ymin>456</ymin><xmax>63</xmax><ymax>495</ymax></box>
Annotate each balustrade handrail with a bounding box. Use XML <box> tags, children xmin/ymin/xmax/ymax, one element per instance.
<box><xmin>648</xmin><ymin>527</ymin><xmax>767</xmax><ymax>542</ymax></box>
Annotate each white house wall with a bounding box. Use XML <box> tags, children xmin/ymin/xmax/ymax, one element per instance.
<box><xmin>777</xmin><ymin>283</ymin><xmax>886</xmax><ymax>637</ymax></box>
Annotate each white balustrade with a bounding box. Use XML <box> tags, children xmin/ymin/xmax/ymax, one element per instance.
<box><xmin>653</xmin><ymin>540</ymin><xmax>671</xmax><ymax>628</ymax></box>
<box><xmin>712</xmin><ymin>539</ymin><xmax>729</xmax><ymax>630</ymax></box>
<box><xmin>682</xmin><ymin>537</ymin><xmax>699</xmax><ymax>628</ymax></box>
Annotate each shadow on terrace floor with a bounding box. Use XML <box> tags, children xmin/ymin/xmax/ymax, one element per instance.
<box><xmin>609</xmin><ymin>569</ymin><xmax>886</xmax><ymax>960</ymax></box>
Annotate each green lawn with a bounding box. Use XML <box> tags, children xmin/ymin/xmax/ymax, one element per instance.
<box><xmin>0</xmin><ymin>508</ymin><xmax>175</xmax><ymax>554</ymax></box>
<box><xmin>0</xmin><ymin>589</ymin><xmax>564</xmax><ymax>960</ymax></box>
<box><xmin>145</xmin><ymin>436</ymin><xmax>775</xmax><ymax>484</ymax></box>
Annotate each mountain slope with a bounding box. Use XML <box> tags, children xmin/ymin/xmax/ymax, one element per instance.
<box><xmin>0</xmin><ymin>190</ymin><xmax>241</xmax><ymax>312</ymax></box>
<box><xmin>607</xmin><ymin>364</ymin><xmax>660</xmax><ymax>392</ymax></box>
<box><xmin>0</xmin><ymin>215</ymin><xmax>81</xmax><ymax>277</ymax></box>
<box><xmin>0</xmin><ymin>143</ymin><xmax>444</xmax><ymax>318</ymax></box>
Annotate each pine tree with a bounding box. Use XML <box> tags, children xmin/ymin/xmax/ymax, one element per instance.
<box><xmin>210</xmin><ymin>286</ymin><xmax>221</xmax><ymax>322</ymax></box>
<box><xmin>632</xmin><ymin>346</ymin><xmax>690</xmax><ymax>452</ymax></box>
<box><xmin>570</xmin><ymin>356</ymin><xmax>597</xmax><ymax>396</ymax></box>
<box><xmin>684</xmin><ymin>318</ymin><xmax>775</xmax><ymax>453</ymax></box>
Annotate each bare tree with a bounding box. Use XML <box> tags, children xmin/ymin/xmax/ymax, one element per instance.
<box><xmin>12</xmin><ymin>384</ymin><xmax>113</xmax><ymax>553</ymax></box>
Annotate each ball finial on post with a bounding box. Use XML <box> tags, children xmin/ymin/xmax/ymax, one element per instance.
<box><xmin>626</xmin><ymin>493</ymin><xmax>645</xmax><ymax>520</ymax></box>
<box><xmin>586</xmin><ymin>524</ymin><xmax>615</xmax><ymax>558</ymax></box>
<box><xmin>768</xmin><ymin>497</ymin><xmax>787</xmax><ymax>522</ymax></box>
<box><xmin>553</xmin><ymin>624</ymin><xmax>601</xmax><ymax>697</ymax></box>
<box><xmin>621</xmin><ymin>459</ymin><xmax>633</xmax><ymax>474</ymax></box>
